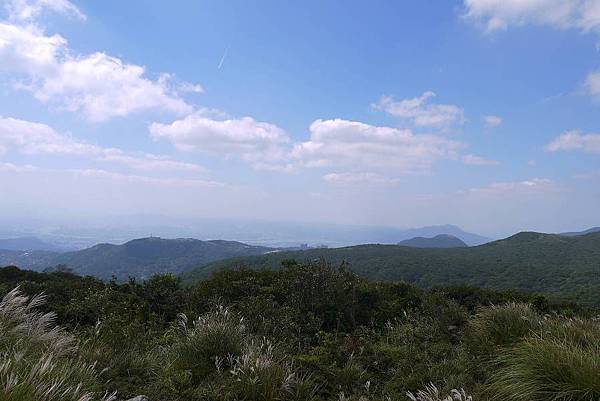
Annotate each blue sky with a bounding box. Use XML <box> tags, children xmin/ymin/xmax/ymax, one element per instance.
<box><xmin>0</xmin><ymin>0</ymin><xmax>599</xmax><ymax>237</ymax></box>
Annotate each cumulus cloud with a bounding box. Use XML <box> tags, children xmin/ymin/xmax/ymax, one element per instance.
<box><xmin>483</xmin><ymin>115</ymin><xmax>502</xmax><ymax>127</ymax></box>
<box><xmin>4</xmin><ymin>0</ymin><xmax>86</xmax><ymax>22</ymax></box>
<box><xmin>0</xmin><ymin>22</ymin><xmax>194</xmax><ymax>121</ymax></box>
<box><xmin>322</xmin><ymin>172</ymin><xmax>401</xmax><ymax>186</ymax></box>
<box><xmin>292</xmin><ymin>119</ymin><xmax>464</xmax><ymax>173</ymax></box>
<box><xmin>0</xmin><ymin>116</ymin><xmax>204</xmax><ymax>172</ymax></box>
<box><xmin>462</xmin><ymin>154</ymin><xmax>500</xmax><ymax>166</ymax></box>
<box><xmin>373</xmin><ymin>91</ymin><xmax>465</xmax><ymax>128</ymax></box>
<box><xmin>149</xmin><ymin>113</ymin><xmax>291</xmax><ymax>167</ymax></box>
<box><xmin>545</xmin><ymin>130</ymin><xmax>600</xmax><ymax>154</ymax></box>
<box><xmin>463</xmin><ymin>0</ymin><xmax>600</xmax><ymax>33</ymax></box>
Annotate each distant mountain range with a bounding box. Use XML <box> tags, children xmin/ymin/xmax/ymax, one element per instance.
<box><xmin>0</xmin><ymin>237</ymin><xmax>273</xmax><ymax>280</ymax></box>
<box><xmin>183</xmin><ymin>231</ymin><xmax>600</xmax><ymax>305</ymax></box>
<box><xmin>398</xmin><ymin>234</ymin><xmax>468</xmax><ymax>248</ymax></box>
<box><xmin>3</xmin><ymin>226</ymin><xmax>600</xmax><ymax>301</ymax></box>
<box><xmin>560</xmin><ymin>227</ymin><xmax>600</xmax><ymax>237</ymax></box>
<box><xmin>0</xmin><ymin>220</ymin><xmax>493</xmax><ymax>249</ymax></box>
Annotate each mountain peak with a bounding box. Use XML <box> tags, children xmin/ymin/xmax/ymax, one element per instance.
<box><xmin>398</xmin><ymin>234</ymin><xmax>468</xmax><ymax>248</ymax></box>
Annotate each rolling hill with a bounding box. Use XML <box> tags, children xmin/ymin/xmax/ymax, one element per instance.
<box><xmin>183</xmin><ymin>231</ymin><xmax>600</xmax><ymax>305</ymax></box>
<box><xmin>398</xmin><ymin>234</ymin><xmax>468</xmax><ymax>248</ymax></box>
<box><xmin>1</xmin><ymin>237</ymin><xmax>273</xmax><ymax>280</ymax></box>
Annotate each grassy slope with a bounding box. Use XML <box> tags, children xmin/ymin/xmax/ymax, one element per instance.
<box><xmin>183</xmin><ymin>232</ymin><xmax>600</xmax><ymax>304</ymax></box>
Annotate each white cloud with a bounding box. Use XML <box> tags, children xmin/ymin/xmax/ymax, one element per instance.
<box><xmin>292</xmin><ymin>119</ymin><xmax>464</xmax><ymax>173</ymax></box>
<box><xmin>373</xmin><ymin>91</ymin><xmax>465</xmax><ymax>128</ymax></box>
<box><xmin>0</xmin><ymin>22</ymin><xmax>194</xmax><ymax>122</ymax></box>
<box><xmin>463</xmin><ymin>0</ymin><xmax>600</xmax><ymax>33</ymax></box>
<box><xmin>252</xmin><ymin>162</ymin><xmax>297</xmax><ymax>173</ymax></box>
<box><xmin>0</xmin><ymin>162</ymin><xmax>225</xmax><ymax>188</ymax></box>
<box><xmin>462</xmin><ymin>153</ymin><xmax>500</xmax><ymax>166</ymax></box>
<box><xmin>149</xmin><ymin>113</ymin><xmax>291</xmax><ymax>167</ymax></box>
<box><xmin>69</xmin><ymin>168</ymin><xmax>224</xmax><ymax>188</ymax></box>
<box><xmin>483</xmin><ymin>115</ymin><xmax>502</xmax><ymax>127</ymax></box>
<box><xmin>4</xmin><ymin>0</ymin><xmax>86</xmax><ymax>22</ymax></box>
<box><xmin>0</xmin><ymin>161</ymin><xmax>37</xmax><ymax>172</ymax></box>
<box><xmin>461</xmin><ymin>178</ymin><xmax>556</xmax><ymax>195</ymax></box>
<box><xmin>177</xmin><ymin>81</ymin><xmax>205</xmax><ymax>94</ymax></box>
<box><xmin>0</xmin><ymin>116</ymin><xmax>205</xmax><ymax>172</ymax></box>
<box><xmin>545</xmin><ymin>130</ymin><xmax>600</xmax><ymax>154</ymax></box>
<box><xmin>585</xmin><ymin>70</ymin><xmax>600</xmax><ymax>99</ymax></box>
<box><xmin>322</xmin><ymin>172</ymin><xmax>401</xmax><ymax>186</ymax></box>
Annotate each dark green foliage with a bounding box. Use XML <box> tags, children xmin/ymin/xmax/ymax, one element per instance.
<box><xmin>1</xmin><ymin>263</ymin><xmax>599</xmax><ymax>401</ymax></box>
<box><xmin>184</xmin><ymin>231</ymin><xmax>600</xmax><ymax>306</ymax></box>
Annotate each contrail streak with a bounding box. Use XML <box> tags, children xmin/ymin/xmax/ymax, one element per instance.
<box><xmin>218</xmin><ymin>45</ymin><xmax>230</xmax><ymax>70</ymax></box>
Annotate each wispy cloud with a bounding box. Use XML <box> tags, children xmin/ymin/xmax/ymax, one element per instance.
<box><xmin>462</xmin><ymin>154</ymin><xmax>500</xmax><ymax>166</ymax></box>
<box><xmin>0</xmin><ymin>116</ymin><xmax>205</xmax><ymax>172</ymax></box>
<box><xmin>323</xmin><ymin>172</ymin><xmax>401</xmax><ymax>186</ymax></box>
<box><xmin>483</xmin><ymin>115</ymin><xmax>502</xmax><ymax>127</ymax></box>
<box><xmin>546</xmin><ymin>130</ymin><xmax>600</xmax><ymax>154</ymax></box>
<box><xmin>373</xmin><ymin>91</ymin><xmax>465</xmax><ymax>128</ymax></box>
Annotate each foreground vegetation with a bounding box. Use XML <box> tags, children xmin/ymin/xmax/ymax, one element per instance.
<box><xmin>1</xmin><ymin>261</ymin><xmax>598</xmax><ymax>400</ymax></box>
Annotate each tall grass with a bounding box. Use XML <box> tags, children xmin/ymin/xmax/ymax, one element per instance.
<box><xmin>0</xmin><ymin>287</ymin><xmax>114</xmax><ymax>401</ymax></box>
<box><xmin>171</xmin><ymin>305</ymin><xmax>246</xmax><ymax>383</ymax></box>
<box><xmin>466</xmin><ymin>302</ymin><xmax>542</xmax><ymax>357</ymax></box>
<box><xmin>486</xmin><ymin>318</ymin><xmax>600</xmax><ymax>401</ymax></box>
<box><xmin>407</xmin><ymin>383</ymin><xmax>473</xmax><ymax>401</ymax></box>
<box><xmin>228</xmin><ymin>338</ymin><xmax>319</xmax><ymax>401</ymax></box>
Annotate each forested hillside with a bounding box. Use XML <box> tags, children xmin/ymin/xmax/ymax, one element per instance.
<box><xmin>1</xmin><ymin>237</ymin><xmax>273</xmax><ymax>280</ymax></box>
<box><xmin>185</xmin><ymin>231</ymin><xmax>600</xmax><ymax>305</ymax></box>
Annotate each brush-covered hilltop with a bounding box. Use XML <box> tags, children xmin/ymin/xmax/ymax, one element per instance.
<box><xmin>0</xmin><ymin>261</ymin><xmax>597</xmax><ymax>401</ymax></box>
<box><xmin>184</xmin><ymin>231</ymin><xmax>600</xmax><ymax>305</ymax></box>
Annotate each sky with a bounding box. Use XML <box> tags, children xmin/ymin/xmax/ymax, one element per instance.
<box><xmin>0</xmin><ymin>0</ymin><xmax>599</xmax><ymax>237</ymax></box>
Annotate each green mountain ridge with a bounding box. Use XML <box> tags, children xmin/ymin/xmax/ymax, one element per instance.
<box><xmin>183</xmin><ymin>231</ymin><xmax>600</xmax><ymax>305</ymax></box>
<box><xmin>1</xmin><ymin>237</ymin><xmax>273</xmax><ymax>280</ymax></box>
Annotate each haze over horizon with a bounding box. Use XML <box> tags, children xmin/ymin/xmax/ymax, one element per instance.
<box><xmin>1</xmin><ymin>0</ymin><xmax>600</xmax><ymax>237</ymax></box>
